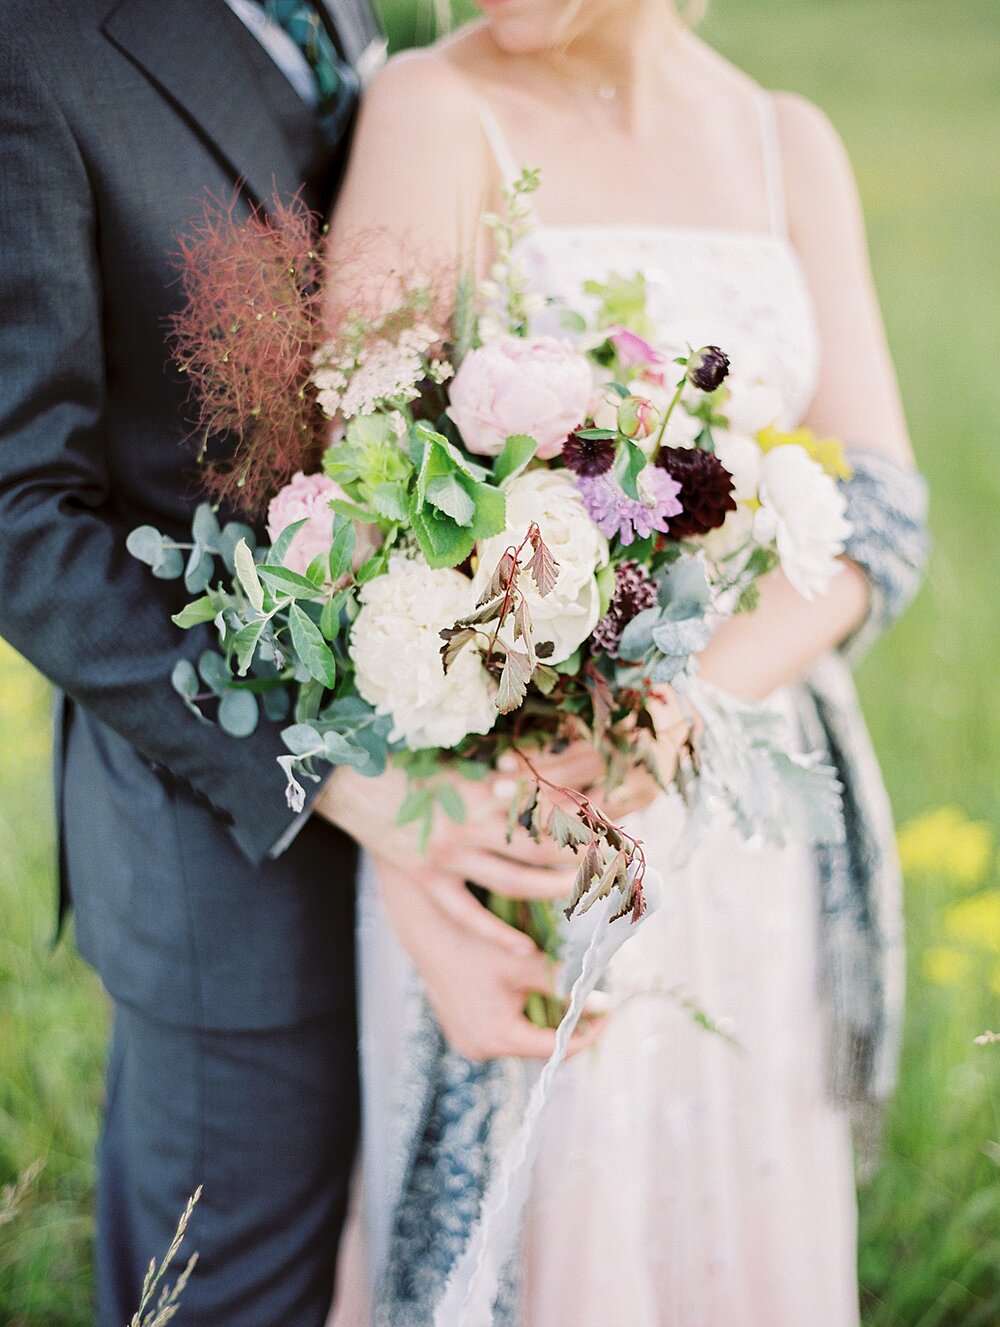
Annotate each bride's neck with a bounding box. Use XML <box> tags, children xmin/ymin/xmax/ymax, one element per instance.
<box><xmin>538</xmin><ymin>2</ymin><xmax>687</xmax><ymax>108</ymax></box>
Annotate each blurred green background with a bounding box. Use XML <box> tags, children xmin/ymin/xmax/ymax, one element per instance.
<box><xmin>1</xmin><ymin>0</ymin><xmax>998</xmax><ymax>1322</ymax></box>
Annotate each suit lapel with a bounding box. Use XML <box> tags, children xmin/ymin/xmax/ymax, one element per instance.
<box><xmin>101</xmin><ymin>0</ymin><xmax>330</xmax><ymax>211</ymax></box>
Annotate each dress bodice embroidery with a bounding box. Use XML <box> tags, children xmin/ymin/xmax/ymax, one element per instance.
<box><xmin>522</xmin><ymin>223</ymin><xmax>821</xmax><ymax>430</ymax></box>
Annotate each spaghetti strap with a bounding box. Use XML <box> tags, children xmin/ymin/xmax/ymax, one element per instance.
<box><xmin>754</xmin><ymin>92</ymin><xmax>789</xmax><ymax>240</ymax></box>
<box><xmin>474</xmin><ymin>96</ymin><xmax>525</xmax><ymax>193</ymax></box>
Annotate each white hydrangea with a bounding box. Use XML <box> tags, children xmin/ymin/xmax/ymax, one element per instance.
<box><xmin>752</xmin><ymin>444</ymin><xmax>852</xmax><ymax>599</ymax></box>
<box><xmin>474</xmin><ymin>469</ymin><xmax>609</xmax><ymax>664</ymax></box>
<box><xmin>350</xmin><ymin>557</ymin><xmax>497</xmax><ymax>748</ymax></box>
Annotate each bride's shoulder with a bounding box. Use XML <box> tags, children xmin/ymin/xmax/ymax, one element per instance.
<box><xmin>362</xmin><ymin>26</ymin><xmax>492</xmax><ymax>126</ymax></box>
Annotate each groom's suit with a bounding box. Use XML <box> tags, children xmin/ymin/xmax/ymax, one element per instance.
<box><xmin>0</xmin><ymin>1</ymin><xmax>382</xmax><ymax>1321</ymax></box>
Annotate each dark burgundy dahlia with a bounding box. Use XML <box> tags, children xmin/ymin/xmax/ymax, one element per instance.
<box><xmin>656</xmin><ymin>445</ymin><xmax>738</xmax><ymax>538</ymax></box>
<box><xmin>592</xmin><ymin>561</ymin><xmax>659</xmax><ymax>659</ymax></box>
<box><xmin>562</xmin><ymin>430</ymin><xmax>616</xmax><ymax>477</ymax></box>
<box><xmin>685</xmin><ymin>345</ymin><xmax>730</xmax><ymax>393</ymax></box>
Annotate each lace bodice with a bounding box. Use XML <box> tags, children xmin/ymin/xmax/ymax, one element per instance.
<box><xmin>478</xmin><ymin>90</ymin><xmax>822</xmax><ymax>430</ymax></box>
<box><xmin>522</xmin><ymin>223</ymin><xmax>821</xmax><ymax>429</ymax></box>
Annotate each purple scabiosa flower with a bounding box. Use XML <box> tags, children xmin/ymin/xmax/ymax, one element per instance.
<box><xmin>576</xmin><ymin>466</ymin><xmax>683</xmax><ymax>547</ymax></box>
<box><xmin>592</xmin><ymin>561</ymin><xmax>658</xmax><ymax>658</ymax></box>
<box><xmin>562</xmin><ymin>430</ymin><xmax>616</xmax><ymax>477</ymax></box>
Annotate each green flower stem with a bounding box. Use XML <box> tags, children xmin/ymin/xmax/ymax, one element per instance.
<box><xmin>650</xmin><ymin>375</ymin><xmax>688</xmax><ymax>461</ymax></box>
<box><xmin>486</xmin><ymin>891</ymin><xmax>566</xmax><ymax>1029</ymax></box>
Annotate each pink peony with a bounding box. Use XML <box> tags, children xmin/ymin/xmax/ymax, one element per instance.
<box><xmin>446</xmin><ymin>334</ymin><xmax>593</xmax><ymax>460</ymax></box>
<box><xmin>266</xmin><ymin>471</ymin><xmax>378</xmax><ymax>577</ymax></box>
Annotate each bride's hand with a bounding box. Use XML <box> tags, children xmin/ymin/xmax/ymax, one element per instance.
<box><xmin>315</xmin><ymin>762</ymin><xmax>580</xmax><ymax>899</ymax></box>
<box><xmin>372</xmin><ymin>858</ymin><xmax>603</xmax><ymax>1062</ymax></box>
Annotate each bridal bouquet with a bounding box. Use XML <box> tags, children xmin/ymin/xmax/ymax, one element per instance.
<box><xmin>130</xmin><ymin>173</ymin><xmax>850</xmax><ymax>996</ymax></box>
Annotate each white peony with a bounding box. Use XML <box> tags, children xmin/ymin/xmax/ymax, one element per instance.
<box><xmin>712</xmin><ymin>429</ymin><xmax>763</xmax><ymax>502</ymax></box>
<box><xmin>349</xmin><ymin>557</ymin><xmax>497</xmax><ymax>749</ymax></box>
<box><xmin>474</xmin><ymin>469</ymin><xmax>609</xmax><ymax>664</ymax></box>
<box><xmin>752</xmin><ymin>444</ymin><xmax>852</xmax><ymax>599</ymax></box>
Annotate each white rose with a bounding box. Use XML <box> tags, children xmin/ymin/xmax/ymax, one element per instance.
<box><xmin>349</xmin><ymin>557</ymin><xmax>497</xmax><ymax>749</ymax></box>
<box><xmin>474</xmin><ymin>469</ymin><xmax>609</xmax><ymax>664</ymax></box>
<box><xmin>752</xmin><ymin>445</ymin><xmax>852</xmax><ymax>599</ymax></box>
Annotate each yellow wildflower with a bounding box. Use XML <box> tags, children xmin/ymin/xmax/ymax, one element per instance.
<box><xmin>922</xmin><ymin>946</ymin><xmax>973</xmax><ymax>987</ymax></box>
<box><xmin>944</xmin><ymin>891</ymin><xmax>1000</xmax><ymax>953</ymax></box>
<box><xmin>756</xmin><ymin>424</ymin><xmax>853</xmax><ymax>481</ymax></box>
<box><xmin>897</xmin><ymin>806</ymin><xmax>995</xmax><ymax>887</ymax></box>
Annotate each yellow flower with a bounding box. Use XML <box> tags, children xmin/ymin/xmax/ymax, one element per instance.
<box><xmin>922</xmin><ymin>946</ymin><xmax>974</xmax><ymax>986</ymax></box>
<box><xmin>897</xmin><ymin>806</ymin><xmax>995</xmax><ymax>887</ymax></box>
<box><xmin>944</xmin><ymin>891</ymin><xmax>1000</xmax><ymax>953</ymax></box>
<box><xmin>756</xmin><ymin>424</ymin><xmax>853</xmax><ymax>481</ymax></box>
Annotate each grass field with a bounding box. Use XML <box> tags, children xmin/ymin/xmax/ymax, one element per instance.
<box><xmin>1</xmin><ymin>0</ymin><xmax>998</xmax><ymax>1322</ymax></box>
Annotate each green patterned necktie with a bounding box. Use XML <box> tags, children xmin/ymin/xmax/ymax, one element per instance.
<box><xmin>263</xmin><ymin>0</ymin><xmax>360</xmax><ymax>142</ymax></box>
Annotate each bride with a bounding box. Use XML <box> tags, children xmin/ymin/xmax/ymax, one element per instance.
<box><xmin>319</xmin><ymin>1</ymin><xmax>927</xmax><ymax>1322</ymax></box>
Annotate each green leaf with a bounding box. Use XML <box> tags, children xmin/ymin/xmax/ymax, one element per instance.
<box><xmin>426</xmin><ymin>473</ymin><xmax>476</xmax><ymax>526</ymax></box>
<box><xmin>172</xmin><ymin>596</ymin><xmax>218</xmax><ymax>630</ymax></box>
<box><xmin>371</xmin><ymin>482</ymin><xmax>410</xmax><ymax>522</ymax></box>
<box><xmin>151</xmin><ymin>547</ymin><xmax>185</xmax><ymax>580</ymax></box>
<box><xmin>436</xmin><ymin>783</ymin><xmax>466</xmax><ymax>824</ymax></box>
<box><xmin>257</xmin><ymin>566</ymin><xmax>324</xmax><ymax>600</ymax></box>
<box><xmin>184</xmin><ymin>547</ymin><xmax>214</xmax><ymax>595</ymax></box>
<box><xmin>218</xmin><ymin>688</ymin><xmax>259</xmax><ymax>738</ymax></box>
<box><xmin>263</xmin><ymin>688</ymin><xmax>291</xmax><ymax>722</ymax></box>
<box><xmin>289</xmin><ymin>603</ymin><xmax>337</xmax><ymax>688</ymax></box>
<box><xmin>319</xmin><ymin>591</ymin><xmax>346</xmax><ymax>643</ymax></box>
<box><xmin>234</xmin><ymin>539</ymin><xmax>264</xmax><ymax>612</ymax></box>
<box><xmin>126</xmin><ymin>525</ymin><xmax>166</xmax><ymax>569</ymax></box>
<box><xmin>282</xmin><ymin>723</ymin><xmax>323</xmax><ymax>756</ymax></box>
<box><xmin>573</xmin><ymin>428</ymin><xmax>617</xmax><ymax>441</ymax></box>
<box><xmin>295</xmin><ymin>678</ymin><xmax>324</xmax><ymax>724</ymax></box>
<box><xmin>614</xmin><ymin>438</ymin><xmax>647</xmax><ymax>501</ymax></box>
<box><xmin>232</xmin><ymin>619</ymin><xmax>267</xmax><ymax>676</ymax></box>
<box><xmin>268</xmin><ymin>519</ymin><xmax>306</xmax><ymax>568</ymax></box>
<box><xmin>328</xmin><ymin>518</ymin><xmax>356</xmax><ymax>584</ymax></box>
<box><xmin>329</xmin><ymin>497</ymin><xmax>375</xmax><ymax>524</ymax></box>
<box><xmin>397</xmin><ymin>787</ymin><xmax>434</xmax><ymax>826</ymax></box>
<box><xmin>456</xmin><ymin>759</ymin><xmax>491</xmax><ymax>782</ymax></box>
<box><xmin>192</xmin><ymin>503</ymin><xmax>221</xmax><ymax>548</ymax></box>
<box><xmin>171</xmin><ymin>659</ymin><xmax>198</xmax><ymax>698</ymax></box>
<box><xmin>198</xmin><ymin>650</ymin><xmax>231</xmax><ymax>696</ymax></box>
<box><xmin>493</xmin><ymin>434</ymin><xmax>537</xmax><ymax>485</ymax></box>
<box><xmin>218</xmin><ymin>521</ymin><xmax>257</xmax><ymax>573</ymax></box>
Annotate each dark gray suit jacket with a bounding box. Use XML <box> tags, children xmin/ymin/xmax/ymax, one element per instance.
<box><xmin>0</xmin><ymin>0</ymin><xmax>381</xmax><ymax>1030</ymax></box>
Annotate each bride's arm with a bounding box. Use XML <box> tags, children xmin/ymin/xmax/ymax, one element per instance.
<box><xmin>698</xmin><ymin>93</ymin><xmax>920</xmax><ymax>700</ymax></box>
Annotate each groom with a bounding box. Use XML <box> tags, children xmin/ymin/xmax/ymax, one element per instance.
<box><xmin>0</xmin><ymin>3</ymin><xmax>562</xmax><ymax>1324</ymax></box>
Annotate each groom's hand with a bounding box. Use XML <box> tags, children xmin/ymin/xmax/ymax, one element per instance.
<box><xmin>371</xmin><ymin>858</ymin><xmax>602</xmax><ymax>1062</ymax></box>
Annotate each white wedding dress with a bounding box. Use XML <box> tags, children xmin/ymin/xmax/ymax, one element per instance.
<box><xmin>332</xmin><ymin>92</ymin><xmax>860</xmax><ymax>1327</ymax></box>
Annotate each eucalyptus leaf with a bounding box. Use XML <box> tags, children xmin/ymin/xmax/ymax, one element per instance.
<box><xmin>282</xmin><ymin>723</ymin><xmax>323</xmax><ymax>757</ymax></box>
<box><xmin>289</xmin><ymin>603</ymin><xmax>337</xmax><ymax>687</ymax></box>
<box><xmin>262</xmin><ymin>688</ymin><xmax>291</xmax><ymax>722</ymax></box>
<box><xmin>234</xmin><ymin>539</ymin><xmax>264</xmax><ymax>612</ymax></box>
<box><xmin>171</xmin><ymin>659</ymin><xmax>198</xmax><ymax>699</ymax></box>
<box><xmin>151</xmin><ymin>547</ymin><xmax>185</xmax><ymax>580</ymax></box>
<box><xmin>184</xmin><ymin>547</ymin><xmax>214</xmax><ymax>595</ymax></box>
<box><xmin>192</xmin><ymin>503</ymin><xmax>221</xmax><ymax>548</ymax></box>
<box><xmin>198</xmin><ymin>650</ymin><xmax>231</xmax><ymax>696</ymax></box>
<box><xmin>126</xmin><ymin>525</ymin><xmax>166</xmax><ymax>569</ymax></box>
<box><xmin>218</xmin><ymin>688</ymin><xmax>259</xmax><ymax>738</ymax></box>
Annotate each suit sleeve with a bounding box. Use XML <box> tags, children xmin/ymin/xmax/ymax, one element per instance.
<box><xmin>0</xmin><ymin>28</ymin><xmax>311</xmax><ymax>864</ymax></box>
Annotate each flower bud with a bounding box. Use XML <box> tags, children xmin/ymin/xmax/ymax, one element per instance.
<box><xmin>617</xmin><ymin>395</ymin><xmax>659</xmax><ymax>440</ymax></box>
<box><xmin>686</xmin><ymin>345</ymin><xmax>730</xmax><ymax>393</ymax></box>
